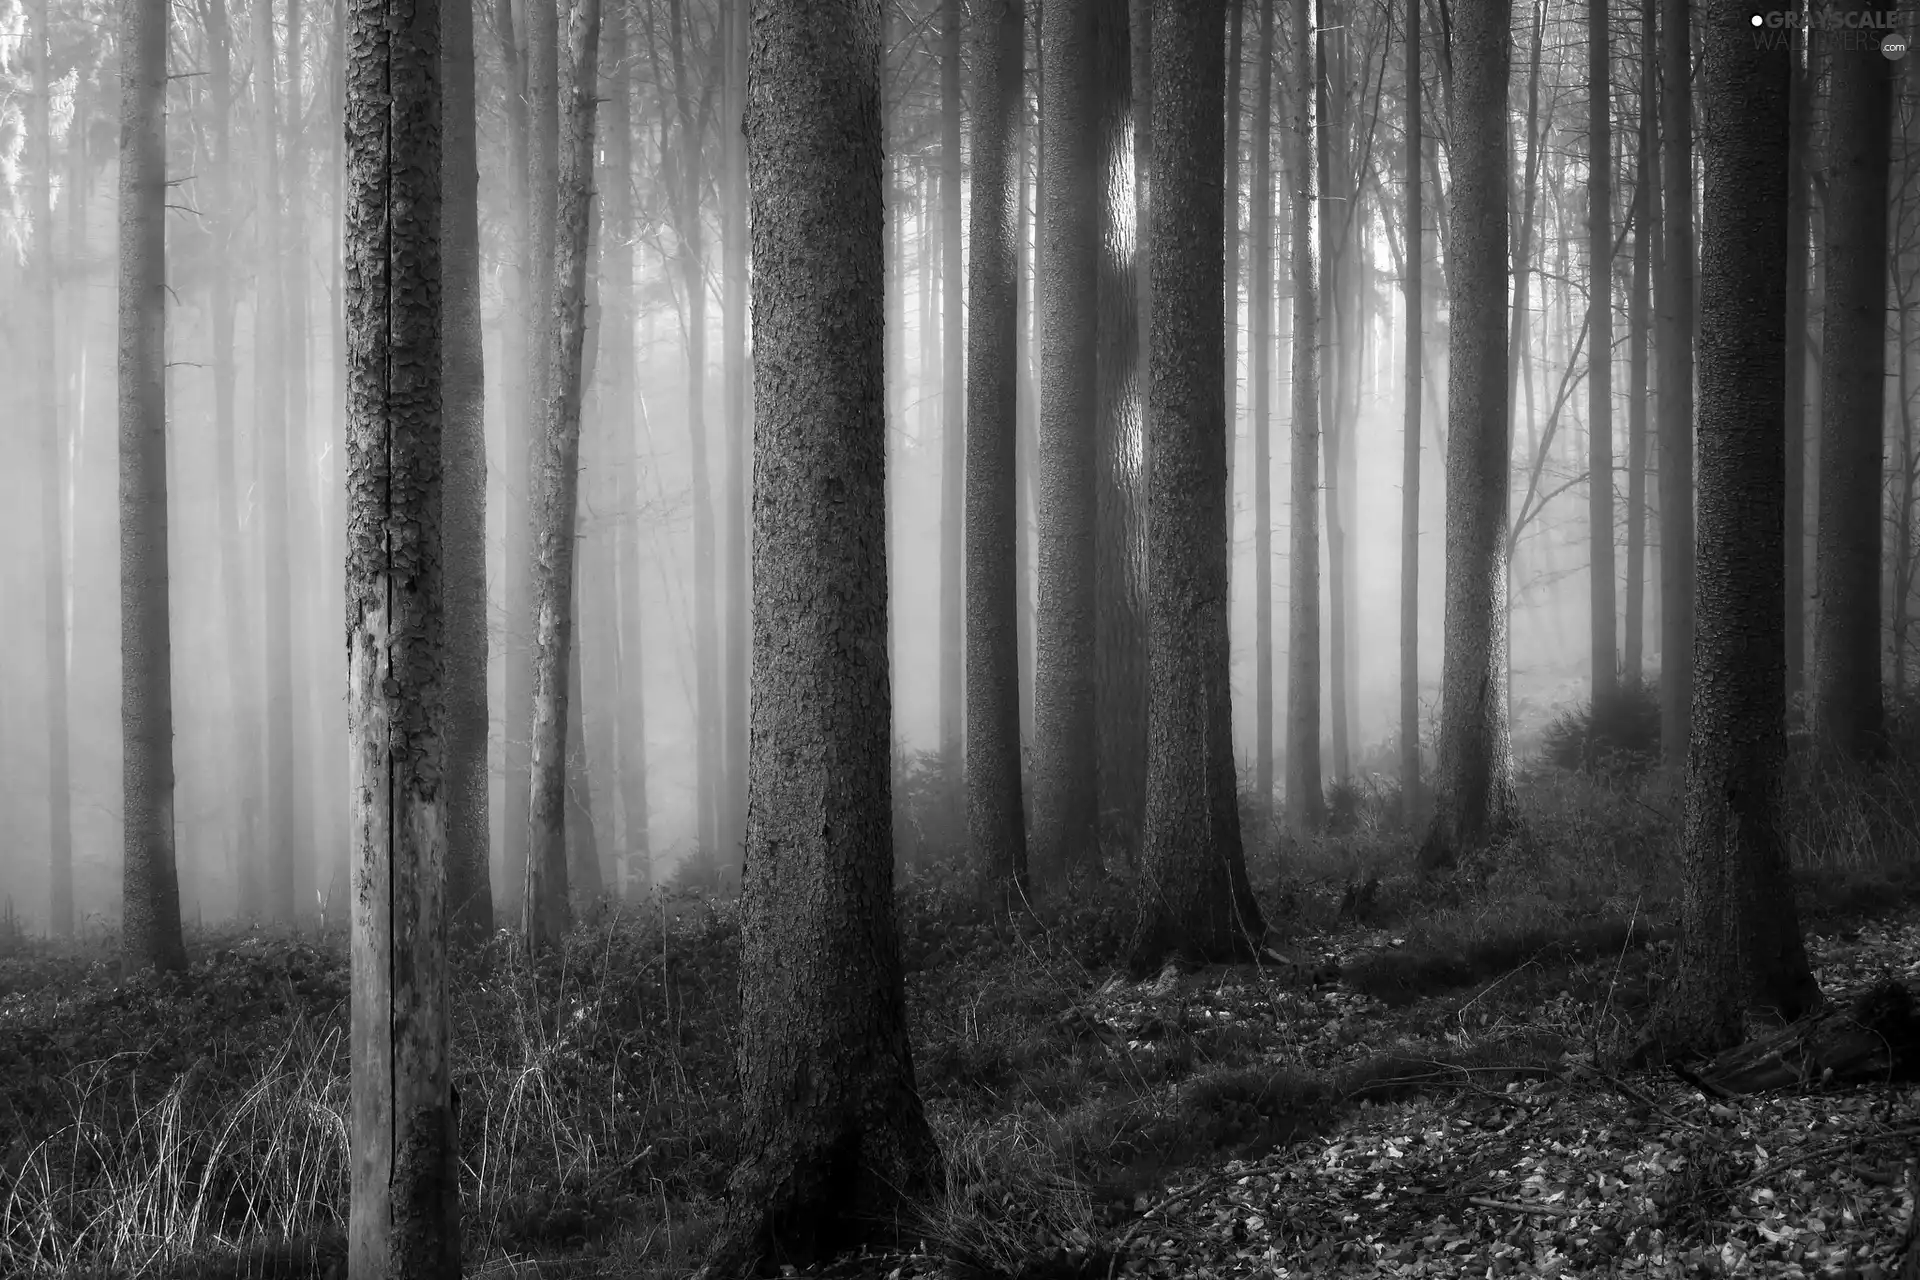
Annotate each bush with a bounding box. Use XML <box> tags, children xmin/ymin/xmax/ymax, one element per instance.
<box><xmin>1539</xmin><ymin>674</ymin><xmax>1662</xmax><ymax>780</ymax></box>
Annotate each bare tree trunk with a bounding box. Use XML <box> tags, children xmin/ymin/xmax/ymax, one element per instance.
<box><xmin>1657</xmin><ymin>0</ymin><xmax>1696</xmax><ymax>769</ymax></box>
<box><xmin>1286</xmin><ymin>0</ymin><xmax>1325</xmax><ymax>832</ymax></box>
<box><xmin>286</xmin><ymin>0</ymin><xmax>317</xmax><ymax>923</ymax></box>
<box><xmin>1224</xmin><ymin>0</ymin><xmax>1245</xmax><ymax>552</ymax></box>
<box><xmin>444</xmin><ymin>0</ymin><xmax>493</xmax><ymax>941</ymax></box>
<box><xmin>1782</xmin><ymin>0</ymin><xmax>1813</xmax><ymax>704</ymax></box>
<box><xmin>1419</xmin><ymin>0</ymin><xmax>1515</xmax><ymax>869</ymax></box>
<box><xmin>693</xmin><ymin>4</ymin><xmax>942</xmax><ymax>1269</ymax></box>
<box><xmin>525</xmin><ymin>0</ymin><xmax>602</xmax><ymax>955</ymax></box>
<box><xmin>1624</xmin><ymin>0</ymin><xmax>1653</xmax><ymax>684</ymax></box>
<box><xmin>1249</xmin><ymin>0</ymin><xmax>1277</xmax><ymax>830</ymax></box>
<box><xmin>940</xmin><ymin>0</ymin><xmax>966</xmax><ymax>806</ymax></box>
<box><xmin>721</xmin><ymin>0</ymin><xmax>749</xmax><ymax>879</ymax></box>
<box><xmin>120</xmin><ymin>0</ymin><xmax>186</xmax><ymax>973</ymax></box>
<box><xmin>1400</xmin><ymin>0</ymin><xmax>1422</xmax><ymax>825</ymax></box>
<box><xmin>1132</xmin><ymin>0</ymin><xmax>1266</xmax><ymax>971</ymax></box>
<box><xmin>1588</xmin><ymin>0</ymin><xmax>1617</xmax><ymax>703</ymax></box>
<box><xmin>968</xmin><ymin>0</ymin><xmax>1029</xmax><ymax>898</ymax></box>
<box><xmin>1016</xmin><ymin>48</ymin><xmax>1039</xmax><ymax>752</ymax></box>
<box><xmin>343</xmin><ymin>0</ymin><xmax>460</xmax><ymax>1253</ymax></box>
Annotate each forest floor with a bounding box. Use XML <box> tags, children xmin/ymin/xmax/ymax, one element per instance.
<box><xmin>3</xmin><ymin>760</ymin><xmax>1920</xmax><ymax>1279</ymax></box>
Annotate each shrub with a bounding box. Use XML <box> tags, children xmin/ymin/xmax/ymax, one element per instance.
<box><xmin>1539</xmin><ymin>674</ymin><xmax>1662</xmax><ymax>780</ymax></box>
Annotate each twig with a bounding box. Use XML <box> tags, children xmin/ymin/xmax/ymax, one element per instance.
<box><xmin>1467</xmin><ymin>1196</ymin><xmax>1576</xmax><ymax>1219</ymax></box>
<box><xmin>1733</xmin><ymin>1126</ymin><xmax>1920</xmax><ymax>1192</ymax></box>
<box><xmin>1106</xmin><ymin>1167</ymin><xmax>1250</xmax><ymax>1280</ymax></box>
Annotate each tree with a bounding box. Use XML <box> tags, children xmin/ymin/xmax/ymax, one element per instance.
<box><xmin>1623</xmin><ymin>0</ymin><xmax>1655</xmax><ymax>682</ymax></box>
<box><xmin>525</xmin><ymin>0</ymin><xmax>603</xmax><ymax>955</ymax></box>
<box><xmin>721</xmin><ymin>0</ymin><xmax>749</xmax><ymax>880</ymax></box>
<box><xmin>940</xmin><ymin>0</ymin><xmax>966</xmax><ymax>806</ymax></box>
<box><xmin>1248</xmin><ymin>0</ymin><xmax>1277</xmax><ymax>827</ymax></box>
<box><xmin>1399</xmin><ymin>0</ymin><xmax>1421</xmax><ymax>825</ymax></box>
<box><xmin>120</xmin><ymin>0</ymin><xmax>188</xmax><ymax>975</ymax></box>
<box><xmin>1129</xmin><ymin>0</ymin><xmax>1266</xmax><ymax>972</ymax></box>
<box><xmin>1812</xmin><ymin>0</ymin><xmax>1894</xmax><ymax>758</ymax></box>
<box><xmin>1284</xmin><ymin>0</ymin><xmax>1325</xmax><ymax>832</ymax></box>
<box><xmin>1657</xmin><ymin>0</ymin><xmax>1695</xmax><ymax>768</ymax></box>
<box><xmin>443</xmin><ymin>0</ymin><xmax>493</xmax><ymax>943</ymax></box>
<box><xmin>1587</xmin><ymin>0</ymin><xmax>1616</xmax><ymax>703</ymax></box>
<box><xmin>967</xmin><ymin>0</ymin><xmax>1029</xmax><ymax>899</ymax></box>
<box><xmin>1419</xmin><ymin>0</ymin><xmax>1515</xmax><ymax>869</ymax></box>
<box><xmin>694</xmin><ymin>3</ymin><xmax>941</xmax><ymax>1272</ymax></box>
<box><xmin>1782</xmin><ymin>0</ymin><xmax>1813</xmax><ymax>701</ymax></box>
<box><xmin>1033</xmin><ymin>0</ymin><xmax>1101</xmax><ymax>881</ymax></box>
<box><xmin>1647</xmin><ymin>0</ymin><xmax>1818</xmax><ymax>1054</ymax></box>
<box><xmin>343</xmin><ymin>0</ymin><xmax>460</xmax><ymax>1260</ymax></box>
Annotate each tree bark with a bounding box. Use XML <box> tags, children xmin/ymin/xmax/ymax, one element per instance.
<box><xmin>1649</xmin><ymin>0</ymin><xmax>1819</xmax><ymax>1054</ymax></box>
<box><xmin>1224</xmin><ymin>0</ymin><xmax>1245</xmax><ymax>552</ymax></box>
<box><xmin>695</xmin><ymin>2</ymin><xmax>942</xmax><ymax>1269</ymax></box>
<box><xmin>721</xmin><ymin>0</ymin><xmax>749</xmax><ymax>889</ymax></box>
<box><xmin>1400</xmin><ymin>0</ymin><xmax>1422</xmax><ymax>825</ymax></box>
<box><xmin>1418</xmin><ymin>0</ymin><xmax>1515</xmax><ymax>870</ymax></box>
<box><xmin>1657</xmin><ymin>0</ymin><xmax>1695</xmax><ymax>769</ymax></box>
<box><xmin>1130</xmin><ymin>0</ymin><xmax>1266</xmax><ymax>973</ymax></box>
<box><xmin>968</xmin><ymin>0</ymin><xmax>1030</xmax><ymax>899</ymax></box>
<box><xmin>940</xmin><ymin>0</ymin><xmax>967</xmax><ymax>807</ymax></box>
<box><xmin>443</xmin><ymin>0</ymin><xmax>493</xmax><ymax>943</ymax></box>
<box><xmin>1588</xmin><ymin>0</ymin><xmax>1616</xmax><ymax>704</ymax></box>
<box><xmin>343</xmin><ymin>0</ymin><xmax>461</xmax><ymax>1257</ymax></box>
<box><xmin>1249</xmin><ymin>0</ymin><xmax>1276</xmax><ymax>830</ymax></box>
<box><xmin>525</xmin><ymin>0</ymin><xmax>602</xmax><ymax>955</ymax></box>
<box><xmin>1782</xmin><ymin>0</ymin><xmax>1812</xmax><ymax>704</ymax></box>
<box><xmin>1812</xmin><ymin>0</ymin><xmax>1893</xmax><ymax>758</ymax></box>
<box><xmin>1624</xmin><ymin>0</ymin><xmax>1654</xmax><ymax>683</ymax></box>
<box><xmin>120</xmin><ymin>0</ymin><xmax>188</xmax><ymax>974</ymax></box>
<box><xmin>1285</xmin><ymin>0</ymin><xmax>1325</xmax><ymax>833</ymax></box>
<box><xmin>1034</xmin><ymin>0</ymin><xmax>1102</xmax><ymax>881</ymax></box>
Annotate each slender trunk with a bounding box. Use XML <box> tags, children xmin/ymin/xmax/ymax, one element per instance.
<box><xmin>1588</xmin><ymin>0</ymin><xmax>1616</xmax><ymax>703</ymax></box>
<box><xmin>1320</xmin><ymin>0</ymin><xmax>1350</xmax><ymax>786</ymax></box>
<box><xmin>1400</xmin><ymin>0</ymin><xmax>1422</xmax><ymax>824</ymax></box>
<box><xmin>1224</xmin><ymin>0</ymin><xmax>1245</xmax><ymax>555</ymax></box>
<box><xmin>1016</xmin><ymin>54</ymin><xmax>1039</xmax><ymax>752</ymax></box>
<box><xmin>526</xmin><ymin>0</ymin><xmax>603</xmax><ymax>954</ymax></box>
<box><xmin>1782</xmin><ymin>0</ymin><xmax>1812</xmax><ymax>704</ymax></box>
<box><xmin>1657</xmin><ymin>0</ymin><xmax>1696</xmax><ymax>768</ymax></box>
<box><xmin>721</xmin><ymin>0</ymin><xmax>749</xmax><ymax>873</ymax></box>
<box><xmin>1286</xmin><ymin>0</ymin><xmax>1325</xmax><ymax>831</ymax></box>
<box><xmin>1625</xmin><ymin>0</ymin><xmax>1654</xmax><ymax>683</ymax></box>
<box><xmin>1249</xmin><ymin>0</ymin><xmax>1276</xmax><ymax>826</ymax></box>
<box><xmin>496</xmin><ymin>0</ymin><xmax>533</xmax><ymax>918</ymax></box>
<box><xmin>286</xmin><ymin>0</ymin><xmax>317</xmax><ymax>923</ymax></box>
<box><xmin>940</xmin><ymin>0</ymin><xmax>967</xmax><ymax>802</ymax></box>
<box><xmin>120</xmin><ymin>0</ymin><xmax>187</xmax><ymax>973</ymax></box>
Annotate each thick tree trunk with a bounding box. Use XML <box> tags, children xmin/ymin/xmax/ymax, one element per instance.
<box><xmin>1657</xmin><ymin>0</ymin><xmax>1695</xmax><ymax>769</ymax></box>
<box><xmin>1782</xmin><ymin>0</ymin><xmax>1812</xmax><ymax>704</ymax></box>
<box><xmin>940</xmin><ymin>0</ymin><xmax>967</xmax><ymax>807</ymax></box>
<box><xmin>695</xmin><ymin>3</ymin><xmax>942</xmax><ymax>1268</ymax></box>
<box><xmin>1812</xmin><ymin>0</ymin><xmax>1893</xmax><ymax>758</ymax></box>
<box><xmin>343</xmin><ymin>0</ymin><xmax>460</xmax><ymax>1257</ymax></box>
<box><xmin>1588</xmin><ymin>0</ymin><xmax>1616</xmax><ymax>704</ymax></box>
<box><xmin>1286</xmin><ymin>0</ymin><xmax>1325</xmax><ymax>832</ymax></box>
<box><xmin>1400</xmin><ymin>0</ymin><xmax>1422</xmax><ymax>825</ymax></box>
<box><xmin>120</xmin><ymin>0</ymin><xmax>187</xmax><ymax>973</ymax></box>
<box><xmin>1249</xmin><ymin>0</ymin><xmax>1277</xmax><ymax>830</ymax></box>
<box><xmin>32</xmin><ymin>0</ymin><xmax>72</xmax><ymax>937</ymax></box>
<box><xmin>1419</xmin><ymin>0</ymin><xmax>1515</xmax><ymax>870</ymax></box>
<box><xmin>1034</xmin><ymin>0</ymin><xmax>1102</xmax><ymax>881</ymax></box>
<box><xmin>526</xmin><ymin>0</ymin><xmax>601</xmax><ymax>955</ymax></box>
<box><xmin>1650</xmin><ymin>0</ymin><xmax>1819</xmax><ymax>1053</ymax></box>
<box><xmin>1017</xmin><ymin>65</ymin><xmax>1039</xmax><ymax>752</ymax></box>
<box><xmin>1224</xmin><ymin>0</ymin><xmax>1245</xmax><ymax>551</ymax></box>
<box><xmin>443</xmin><ymin>0</ymin><xmax>493</xmax><ymax>943</ymax></box>
<box><xmin>968</xmin><ymin>0</ymin><xmax>1029</xmax><ymax>899</ymax></box>
<box><xmin>1131</xmin><ymin>0</ymin><xmax>1266</xmax><ymax>973</ymax></box>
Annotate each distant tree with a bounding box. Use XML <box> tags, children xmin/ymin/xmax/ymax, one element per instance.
<box><xmin>940</xmin><ymin>0</ymin><xmax>966</xmax><ymax>810</ymax></box>
<box><xmin>1782</xmin><ymin>0</ymin><xmax>1814</xmax><ymax>701</ymax></box>
<box><xmin>1419</xmin><ymin>0</ymin><xmax>1515</xmax><ymax>870</ymax></box>
<box><xmin>694</xmin><ymin>2</ymin><xmax>942</xmax><ymax>1272</ymax></box>
<box><xmin>1587</xmin><ymin>0</ymin><xmax>1616</xmax><ymax>703</ymax></box>
<box><xmin>1813</xmin><ymin>0</ymin><xmax>1894</xmax><ymax>758</ymax></box>
<box><xmin>1284</xmin><ymin>0</ymin><xmax>1325</xmax><ymax>832</ymax></box>
<box><xmin>1623</xmin><ymin>0</ymin><xmax>1654</xmax><ymax>683</ymax></box>
<box><xmin>1399</xmin><ymin>0</ymin><xmax>1422</xmax><ymax>825</ymax></box>
<box><xmin>1033</xmin><ymin>0</ymin><xmax>1101</xmax><ymax>881</ymax></box>
<box><xmin>1657</xmin><ymin>0</ymin><xmax>1696</xmax><ymax>767</ymax></box>
<box><xmin>967</xmin><ymin>0</ymin><xmax>1029</xmax><ymax>898</ymax></box>
<box><xmin>443</xmin><ymin>0</ymin><xmax>493</xmax><ymax>944</ymax></box>
<box><xmin>1129</xmin><ymin>0</ymin><xmax>1266</xmax><ymax>972</ymax></box>
<box><xmin>720</xmin><ymin>0</ymin><xmax>748</xmax><ymax>877</ymax></box>
<box><xmin>1248</xmin><ymin>0</ymin><xmax>1277</xmax><ymax>829</ymax></box>
<box><xmin>526</xmin><ymin>0</ymin><xmax>604</xmax><ymax>956</ymax></box>
<box><xmin>1647</xmin><ymin>0</ymin><xmax>1819</xmax><ymax>1054</ymax></box>
<box><xmin>343</xmin><ymin>0</ymin><xmax>460</xmax><ymax>1259</ymax></box>
<box><xmin>120</xmin><ymin>0</ymin><xmax>188</xmax><ymax>975</ymax></box>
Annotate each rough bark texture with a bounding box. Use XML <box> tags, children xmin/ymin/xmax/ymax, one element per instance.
<box><xmin>694</xmin><ymin>3</ymin><xmax>942</xmax><ymax>1272</ymax></box>
<box><xmin>1812</xmin><ymin>0</ymin><xmax>1892</xmax><ymax>758</ymax></box>
<box><xmin>119</xmin><ymin>0</ymin><xmax>187</xmax><ymax>974</ymax></box>
<box><xmin>967</xmin><ymin>0</ymin><xmax>1030</xmax><ymax>898</ymax></box>
<box><xmin>1285</xmin><ymin>0</ymin><xmax>1325</xmax><ymax>832</ymax></box>
<box><xmin>1782</xmin><ymin>0</ymin><xmax>1811</xmax><ymax>703</ymax></box>
<box><xmin>1224</xmin><ymin>0</ymin><xmax>1244</xmax><ymax>540</ymax></box>
<box><xmin>1648</xmin><ymin>0</ymin><xmax>1819</xmax><ymax>1054</ymax></box>
<box><xmin>1034</xmin><ymin>0</ymin><xmax>1102</xmax><ymax>881</ymax></box>
<box><xmin>1249</xmin><ymin>0</ymin><xmax>1276</xmax><ymax>829</ymax></box>
<box><xmin>1587</xmin><ymin>0</ymin><xmax>1616</xmax><ymax>704</ymax></box>
<box><xmin>443</xmin><ymin>0</ymin><xmax>493</xmax><ymax>943</ymax></box>
<box><xmin>1418</xmin><ymin>0</ymin><xmax>1515</xmax><ymax>870</ymax></box>
<box><xmin>1129</xmin><ymin>0</ymin><xmax>1266</xmax><ymax>974</ymax></box>
<box><xmin>344</xmin><ymin>0</ymin><xmax>461</xmax><ymax>1262</ymax></box>
<box><xmin>940</xmin><ymin>0</ymin><xmax>967</xmax><ymax>804</ymax></box>
<box><xmin>1399</xmin><ymin>0</ymin><xmax>1422</xmax><ymax>826</ymax></box>
<box><xmin>526</xmin><ymin>0</ymin><xmax>602</xmax><ymax>955</ymax></box>
<box><xmin>1656</xmin><ymin>0</ymin><xmax>1695</xmax><ymax>769</ymax></box>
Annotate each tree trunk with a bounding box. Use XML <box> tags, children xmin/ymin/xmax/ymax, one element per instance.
<box><xmin>1224</xmin><ymin>0</ymin><xmax>1245</xmax><ymax>553</ymax></box>
<box><xmin>1400</xmin><ymin>0</ymin><xmax>1422</xmax><ymax>826</ymax></box>
<box><xmin>526</xmin><ymin>0</ymin><xmax>602</xmax><ymax>955</ymax></box>
<box><xmin>285</xmin><ymin>0</ymin><xmax>318</xmax><ymax>926</ymax></box>
<box><xmin>120</xmin><ymin>0</ymin><xmax>186</xmax><ymax>976</ymax></box>
<box><xmin>444</xmin><ymin>0</ymin><xmax>493</xmax><ymax>943</ymax></box>
<box><xmin>721</xmin><ymin>0</ymin><xmax>749</xmax><ymax>886</ymax></box>
<box><xmin>1812</xmin><ymin>0</ymin><xmax>1893</xmax><ymax>758</ymax></box>
<box><xmin>343</xmin><ymin>0</ymin><xmax>461</xmax><ymax>1255</ymax></box>
<box><xmin>1588</xmin><ymin>0</ymin><xmax>1616</xmax><ymax>704</ymax></box>
<box><xmin>940</xmin><ymin>0</ymin><xmax>967</xmax><ymax>807</ymax></box>
<box><xmin>1418</xmin><ymin>0</ymin><xmax>1515</xmax><ymax>870</ymax></box>
<box><xmin>1782</xmin><ymin>0</ymin><xmax>1812</xmax><ymax>705</ymax></box>
<box><xmin>968</xmin><ymin>0</ymin><xmax>1029</xmax><ymax>899</ymax></box>
<box><xmin>1131</xmin><ymin>0</ymin><xmax>1266</xmax><ymax>973</ymax></box>
<box><xmin>1034</xmin><ymin>0</ymin><xmax>1102</xmax><ymax>881</ymax></box>
<box><xmin>1657</xmin><ymin>0</ymin><xmax>1695</xmax><ymax>769</ymax></box>
<box><xmin>31</xmin><ymin>0</ymin><xmax>72</xmax><ymax>937</ymax></box>
<box><xmin>1649</xmin><ymin>0</ymin><xmax>1819</xmax><ymax>1054</ymax></box>
<box><xmin>1249</xmin><ymin>0</ymin><xmax>1276</xmax><ymax>831</ymax></box>
<box><xmin>695</xmin><ymin>3</ymin><xmax>942</xmax><ymax>1268</ymax></box>
<box><xmin>1016</xmin><ymin>44</ymin><xmax>1039</xmax><ymax>753</ymax></box>
<box><xmin>1286</xmin><ymin>0</ymin><xmax>1325</xmax><ymax>832</ymax></box>
<box><xmin>1624</xmin><ymin>0</ymin><xmax>1654</xmax><ymax>684</ymax></box>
